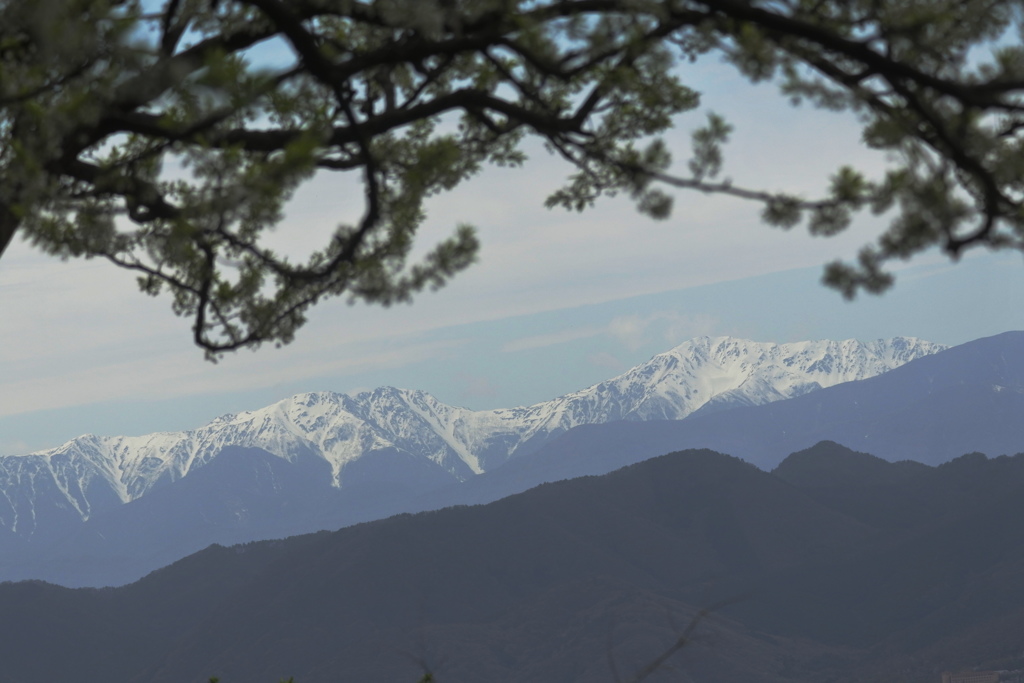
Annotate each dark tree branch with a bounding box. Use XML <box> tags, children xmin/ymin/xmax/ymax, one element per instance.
<box><xmin>0</xmin><ymin>202</ymin><xmax>20</xmax><ymax>260</ymax></box>
<box><xmin>5</xmin><ymin>0</ymin><xmax>1024</xmax><ymax>353</ymax></box>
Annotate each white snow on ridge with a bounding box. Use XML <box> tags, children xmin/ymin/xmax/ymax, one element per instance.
<box><xmin>0</xmin><ymin>335</ymin><xmax>947</xmax><ymax>533</ymax></box>
<box><xmin>508</xmin><ymin>336</ymin><xmax>948</xmax><ymax>428</ymax></box>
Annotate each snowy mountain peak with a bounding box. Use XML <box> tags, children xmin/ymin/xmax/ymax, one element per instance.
<box><xmin>594</xmin><ymin>335</ymin><xmax>949</xmax><ymax>420</ymax></box>
<box><xmin>0</xmin><ymin>335</ymin><xmax>947</xmax><ymax>536</ymax></box>
<box><xmin>373</xmin><ymin>335</ymin><xmax>948</xmax><ymax>455</ymax></box>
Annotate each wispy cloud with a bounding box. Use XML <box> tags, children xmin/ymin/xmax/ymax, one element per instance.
<box><xmin>0</xmin><ymin>336</ymin><xmax>470</xmax><ymax>420</ymax></box>
<box><xmin>501</xmin><ymin>326</ymin><xmax>601</xmax><ymax>353</ymax></box>
<box><xmin>587</xmin><ymin>351</ymin><xmax>624</xmax><ymax>372</ymax></box>
<box><xmin>607</xmin><ymin>311</ymin><xmax>719</xmax><ymax>350</ymax></box>
<box><xmin>454</xmin><ymin>372</ymin><xmax>500</xmax><ymax>401</ymax></box>
<box><xmin>0</xmin><ymin>439</ymin><xmax>30</xmax><ymax>457</ymax></box>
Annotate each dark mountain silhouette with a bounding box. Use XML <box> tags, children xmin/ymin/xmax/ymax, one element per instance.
<box><xmin>1</xmin><ymin>442</ymin><xmax>1022</xmax><ymax>683</ymax></box>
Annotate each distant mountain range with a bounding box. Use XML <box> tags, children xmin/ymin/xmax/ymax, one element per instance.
<box><xmin>5</xmin><ymin>332</ymin><xmax>1024</xmax><ymax>588</ymax></box>
<box><xmin>440</xmin><ymin>330</ymin><xmax>1024</xmax><ymax>509</ymax></box>
<box><xmin>0</xmin><ymin>335</ymin><xmax>951</xmax><ymax>585</ymax></box>
<box><xmin>3</xmin><ymin>441</ymin><xmax>1024</xmax><ymax>683</ymax></box>
<box><xmin>0</xmin><ymin>336</ymin><xmax>943</xmax><ymax>529</ymax></box>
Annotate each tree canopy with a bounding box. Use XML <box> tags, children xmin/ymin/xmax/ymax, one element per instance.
<box><xmin>2</xmin><ymin>0</ymin><xmax>1023</xmax><ymax>356</ymax></box>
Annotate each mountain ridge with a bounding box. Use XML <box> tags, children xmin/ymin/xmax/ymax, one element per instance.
<box><xmin>0</xmin><ymin>335</ymin><xmax>943</xmax><ymax>538</ymax></box>
<box><xmin>2</xmin><ymin>333</ymin><xmax>979</xmax><ymax>586</ymax></box>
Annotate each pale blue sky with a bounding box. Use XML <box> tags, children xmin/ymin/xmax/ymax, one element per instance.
<box><xmin>2</xmin><ymin>249</ymin><xmax>1021</xmax><ymax>455</ymax></box>
<box><xmin>2</xmin><ymin>54</ymin><xmax>1023</xmax><ymax>455</ymax></box>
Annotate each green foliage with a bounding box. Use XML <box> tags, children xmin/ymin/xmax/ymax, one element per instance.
<box><xmin>3</xmin><ymin>0</ymin><xmax>1024</xmax><ymax>353</ymax></box>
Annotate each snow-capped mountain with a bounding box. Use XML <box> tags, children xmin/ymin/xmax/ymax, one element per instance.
<box><xmin>518</xmin><ymin>335</ymin><xmax>946</xmax><ymax>426</ymax></box>
<box><xmin>0</xmin><ymin>336</ymin><xmax>945</xmax><ymax>538</ymax></box>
